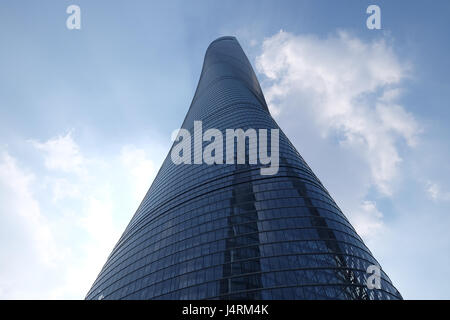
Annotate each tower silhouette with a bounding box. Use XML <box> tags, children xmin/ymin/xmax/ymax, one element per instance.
<box><xmin>86</xmin><ymin>36</ymin><xmax>402</xmax><ymax>300</ymax></box>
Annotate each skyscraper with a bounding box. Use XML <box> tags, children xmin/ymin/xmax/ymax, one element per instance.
<box><xmin>86</xmin><ymin>36</ymin><xmax>402</xmax><ymax>300</ymax></box>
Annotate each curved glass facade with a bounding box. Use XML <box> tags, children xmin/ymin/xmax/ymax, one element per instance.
<box><xmin>86</xmin><ymin>36</ymin><xmax>402</xmax><ymax>300</ymax></box>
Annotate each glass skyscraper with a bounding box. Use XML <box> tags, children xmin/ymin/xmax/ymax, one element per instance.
<box><xmin>86</xmin><ymin>36</ymin><xmax>402</xmax><ymax>300</ymax></box>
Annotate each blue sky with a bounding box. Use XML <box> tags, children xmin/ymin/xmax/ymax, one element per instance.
<box><xmin>1</xmin><ymin>0</ymin><xmax>449</xmax><ymax>299</ymax></box>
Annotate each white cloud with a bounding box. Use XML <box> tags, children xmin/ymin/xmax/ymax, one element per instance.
<box><xmin>0</xmin><ymin>152</ymin><xmax>57</xmax><ymax>266</ymax></box>
<box><xmin>0</xmin><ymin>151</ymin><xmax>61</xmax><ymax>299</ymax></box>
<box><xmin>31</xmin><ymin>132</ymin><xmax>85</xmax><ymax>174</ymax></box>
<box><xmin>256</xmin><ymin>30</ymin><xmax>421</xmax><ymax>196</ymax></box>
<box><xmin>426</xmin><ymin>181</ymin><xmax>450</xmax><ymax>202</ymax></box>
<box><xmin>0</xmin><ymin>133</ymin><xmax>162</xmax><ymax>299</ymax></box>
<box><xmin>350</xmin><ymin>200</ymin><xmax>384</xmax><ymax>239</ymax></box>
<box><xmin>120</xmin><ymin>145</ymin><xmax>156</xmax><ymax>202</ymax></box>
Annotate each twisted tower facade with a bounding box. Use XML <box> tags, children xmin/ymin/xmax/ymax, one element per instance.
<box><xmin>86</xmin><ymin>36</ymin><xmax>402</xmax><ymax>300</ymax></box>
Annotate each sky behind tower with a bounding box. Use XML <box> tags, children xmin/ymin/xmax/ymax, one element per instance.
<box><xmin>1</xmin><ymin>0</ymin><xmax>449</xmax><ymax>299</ymax></box>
